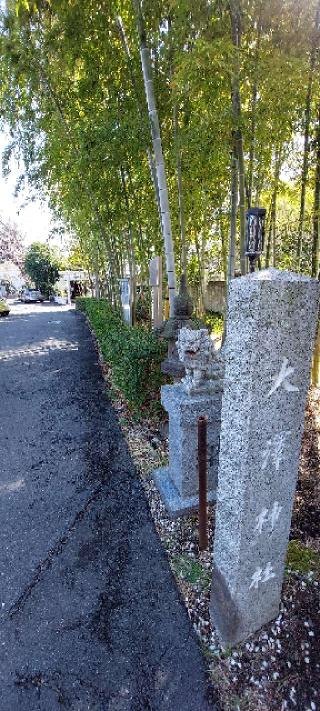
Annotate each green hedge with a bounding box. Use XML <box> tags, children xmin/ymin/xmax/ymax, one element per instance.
<box><xmin>76</xmin><ymin>298</ymin><xmax>166</xmax><ymax>415</ymax></box>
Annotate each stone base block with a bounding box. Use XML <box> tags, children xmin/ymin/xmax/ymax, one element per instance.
<box><xmin>154</xmin><ymin>466</ymin><xmax>216</xmax><ymax>518</ymax></box>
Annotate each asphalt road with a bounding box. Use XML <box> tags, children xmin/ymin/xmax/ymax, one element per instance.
<box><xmin>0</xmin><ymin>302</ymin><xmax>213</xmax><ymax>711</ymax></box>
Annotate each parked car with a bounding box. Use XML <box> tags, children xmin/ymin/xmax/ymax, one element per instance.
<box><xmin>0</xmin><ymin>298</ymin><xmax>10</xmax><ymax>316</ymax></box>
<box><xmin>19</xmin><ymin>288</ymin><xmax>45</xmax><ymax>303</ymax></box>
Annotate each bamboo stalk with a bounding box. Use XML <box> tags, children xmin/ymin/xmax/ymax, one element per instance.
<box><xmin>133</xmin><ymin>0</ymin><xmax>177</xmax><ymax>315</ymax></box>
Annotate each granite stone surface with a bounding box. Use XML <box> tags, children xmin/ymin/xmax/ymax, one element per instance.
<box><xmin>210</xmin><ymin>268</ymin><xmax>320</xmax><ymax>647</ymax></box>
<box><xmin>177</xmin><ymin>327</ymin><xmax>223</xmax><ymax>395</ymax></box>
<box><xmin>154</xmin><ymin>382</ymin><xmax>223</xmax><ymax>516</ymax></box>
<box><xmin>154</xmin><ymin>466</ymin><xmax>217</xmax><ymax>518</ymax></box>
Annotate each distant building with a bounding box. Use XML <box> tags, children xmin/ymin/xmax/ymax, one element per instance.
<box><xmin>55</xmin><ymin>269</ymin><xmax>92</xmax><ymax>299</ymax></box>
<box><xmin>0</xmin><ymin>260</ymin><xmax>24</xmax><ymax>294</ymax></box>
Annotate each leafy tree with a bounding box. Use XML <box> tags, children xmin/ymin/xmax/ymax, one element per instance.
<box><xmin>24</xmin><ymin>242</ymin><xmax>61</xmax><ymax>296</ymax></box>
<box><xmin>0</xmin><ymin>216</ymin><xmax>24</xmax><ymax>268</ymax></box>
<box><xmin>0</xmin><ymin>0</ymin><xmax>319</xmax><ymax>315</ymax></box>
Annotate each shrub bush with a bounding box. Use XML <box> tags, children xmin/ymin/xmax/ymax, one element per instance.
<box><xmin>76</xmin><ymin>298</ymin><xmax>166</xmax><ymax>414</ymax></box>
<box><xmin>203</xmin><ymin>311</ymin><xmax>224</xmax><ymax>337</ymax></box>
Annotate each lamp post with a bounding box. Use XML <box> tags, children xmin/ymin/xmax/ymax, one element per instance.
<box><xmin>245</xmin><ymin>207</ymin><xmax>266</xmax><ymax>273</ymax></box>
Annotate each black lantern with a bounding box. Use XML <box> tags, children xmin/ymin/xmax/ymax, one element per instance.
<box><xmin>245</xmin><ymin>207</ymin><xmax>266</xmax><ymax>273</ymax></box>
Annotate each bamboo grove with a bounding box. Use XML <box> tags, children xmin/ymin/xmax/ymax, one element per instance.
<box><xmin>0</xmin><ymin>0</ymin><xmax>320</xmax><ymax>308</ymax></box>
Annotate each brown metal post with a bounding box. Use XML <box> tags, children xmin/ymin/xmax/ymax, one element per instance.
<box><xmin>198</xmin><ymin>415</ymin><xmax>208</xmax><ymax>550</ymax></box>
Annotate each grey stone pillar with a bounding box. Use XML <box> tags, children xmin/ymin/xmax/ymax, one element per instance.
<box><xmin>154</xmin><ymin>381</ymin><xmax>222</xmax><ymax>517</ymax></box>
<box><xmin>210</xmin><ymin>268</ymin><xmax>320</xmax><ymax>647</ymax></box>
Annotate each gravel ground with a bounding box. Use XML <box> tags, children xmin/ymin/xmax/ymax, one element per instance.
<box><xmin>107</xmin><ymin>354</ymin><xmax>320</xmax><ymax>711</ymax></box>
<box><xmin>0</xmin><ymin>302</ymin><xmax>213</xmax><ymax>711</ymax></box>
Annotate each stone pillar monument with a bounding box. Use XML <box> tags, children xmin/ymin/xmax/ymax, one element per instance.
<box><xmin>154</xmin><ymin>328</ymin><xmax>223</xmax><ymax>517</ymax></box>
<box><xmin>210</xmin><ymin>269</ymin><xmax>320</xmax><ymax>647</ymax></box>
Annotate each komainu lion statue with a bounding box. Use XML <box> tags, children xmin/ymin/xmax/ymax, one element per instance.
<box><xmin>177</xmin><ymin>327</ymin><xmax>224</xmax><ymax>394</ymax></box>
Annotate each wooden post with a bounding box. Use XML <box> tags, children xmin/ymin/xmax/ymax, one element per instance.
<box><xmin>149</xmin><ymin>256</ymin><xmax>163</xmax><ymax>329</ymax></box>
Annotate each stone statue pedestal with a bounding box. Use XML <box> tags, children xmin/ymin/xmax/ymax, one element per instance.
<box><xmin>154</xmin><ymin>382</ymin><xmax>223</xmax><ymax>517</ymax></box>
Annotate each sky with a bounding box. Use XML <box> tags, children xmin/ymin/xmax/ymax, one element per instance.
<box><xmin>0</xmin><ymin>131</ymin><xmax>57</xmax><ymax>248</ymax></box>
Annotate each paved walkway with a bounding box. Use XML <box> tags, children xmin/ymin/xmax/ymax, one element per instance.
<box><xmin>0</xmin><ymin>303</ymin><xmax>213</xmax><ymax>710</ymax></box>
